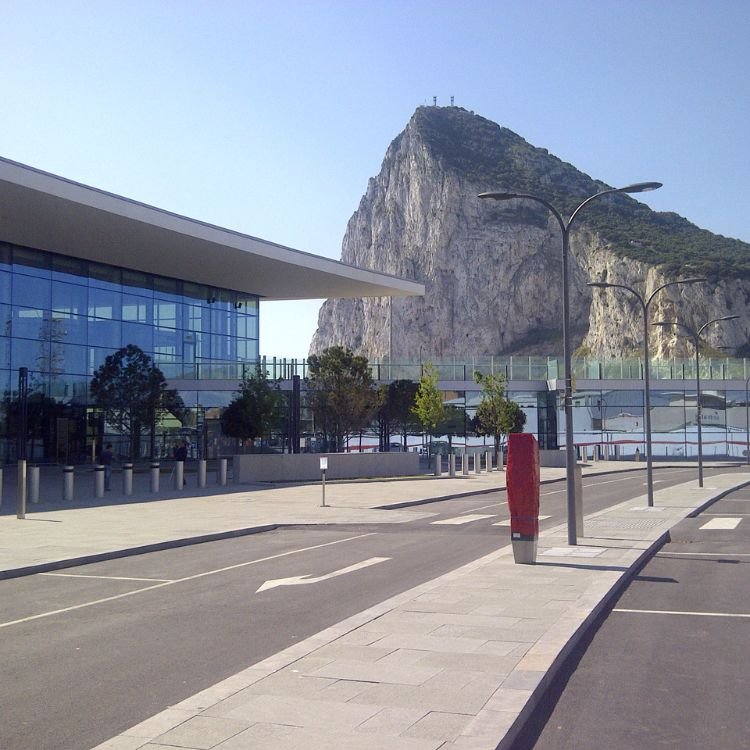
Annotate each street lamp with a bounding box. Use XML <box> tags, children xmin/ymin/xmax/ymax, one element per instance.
<box><xmin>745</xmin><ymin>374</ymin><xmax>750</xmax><ymax>466</ymax></box>
<box><xmin>587</xmin><ymin>278</ymin><xmax>705</xmax><ymax>506</ymax></box>
<box><xmin>653</xmin><ymin>315</ymin><xmax>739</xmax><ymax>487</ymax></box>
<box><xmin>480</xmin><ymin>182</ymin><xmax>661</xmax><ymax>544</ymax></box>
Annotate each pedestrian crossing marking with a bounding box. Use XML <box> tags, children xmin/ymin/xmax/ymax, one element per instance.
<box><xmin>494</xmin><ymin>515</ymin><xmax>551</xmax><ymax>526</ymax></box>
<box><xmin>699</xmin><ymin>517</ymin><xmax>742</xmax><ymax>530</ymax></box>
<box><xmin>432</xmin><ymin>514</ymin><xmax>495</xmax><ymax>525</ymax></box>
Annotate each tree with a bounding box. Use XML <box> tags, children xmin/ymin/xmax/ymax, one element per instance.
<box><xmin>220</xmin><ymin>366</ymin><xmax>283</xmax><ymax>450</ymax></box>
<box><xmin>306</xmin><ymin>346</ymin><xmax>379</xmax><ymax>452</ymax></box>
<box><xmin>90</xmin><ymin>344</ymin><xmax>185</xmax><ymax>459</ymax></box>
<box><xmin>381</xmin><ymin>379</ymin><xmax>420</xmax><ymax>450</ymax></box>
<box><xmin>473</xmin><ymin>371</ymin><xmax>526</xmax><ymax>458</ymax></box>
<box><xmin>413</xmin><ymin>363</ymin><xmax>446</xmax><ymax>454</ymax></box>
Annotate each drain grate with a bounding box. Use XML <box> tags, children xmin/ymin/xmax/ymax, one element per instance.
<box><xmin>585</xmin><ymin>517</ymin><xmax>664</xmax><ymax>531</ymax></box>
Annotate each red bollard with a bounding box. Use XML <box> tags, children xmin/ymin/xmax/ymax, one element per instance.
<box><xmin>506</xmin><ymin>433</ymin><xmax>540</xmax><ymax>564</ymax></box>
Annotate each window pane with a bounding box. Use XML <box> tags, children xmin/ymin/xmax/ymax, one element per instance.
<box><xmin>122</xmin><ymin>294</ymin><xmax>151</xmax><ymax>323</ymax></box>
<box><xmin>154</xmin><ymin>299</ymin><xmax>178</xmax><ymax>328</ymax></box>
<box><xmin>13</xmin><ymin>307</ymin><xmax>46</xmax><ymax>339</ymax></box>
<box><xmin>88</xmin><ymin>318</ymin><xmax>121</xmax><ymax>348</ymax></box>
<box><xmin>89</xmin><ymin>262</ymin><xmax>121</xmax><ymax>291</ymax></box>
<box><xmin>52</xmin><ymin>256</ymin><xmax>88</xmax><ymax>284</ymax></box>
<box><xmin>13</xmin><ymin>247</ymin><xmax>51</xmax><ymax>277</ymax></box>
<box><xmin>122</xmin><ymin>269</ymin><xmax>152</xmax><ymax>293</ymax></box>
<box><xmin>88</xmin><ymin>288</ymin><xmax>121</xmax><ymax>319</ymax></box>
<box><xmin>122</xmin><ymin>321</ymin><xmax>153</xmax><ymax>352</ymax></box>
<box><xmin>13</xmin><ymin>273</ymin><xmax>51</xmax><ymax>308</ymax></box>
<box><xmin>52</xmin><ymin>281</ymin><xmax>88</xmax><ymax>316</ymax></box>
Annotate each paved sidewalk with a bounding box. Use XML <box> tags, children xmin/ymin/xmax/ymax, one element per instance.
<box><xmin>2</xmin><ymin>462</ymin><xmax>747</xmax><ymax>749</ymax></box>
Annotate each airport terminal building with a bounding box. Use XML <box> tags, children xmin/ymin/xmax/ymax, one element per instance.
<box><xmin>0</xmin><ymin>157</ymin><xmax>423</xmax><ymax>462</ymax></box>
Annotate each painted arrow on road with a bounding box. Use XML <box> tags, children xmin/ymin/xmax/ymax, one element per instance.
<box><xmin>256</xmin><ymin>557</ymin><xmax>391</xmax><ymax>593</ymax></box>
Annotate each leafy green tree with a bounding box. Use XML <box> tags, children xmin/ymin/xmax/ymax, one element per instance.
<box><xmin>306</xmin><ymin>346</ymin><xmax>378</xmax><ymax>452</ymax></box>
<box><xmin>473</xmin><ymin>371</ymin><xmax>526</xmax><ymax>458</ymax></box>
<box><xmin>90</xmin><ymin>344</ymin><xmax>185</xmax><ymax>459</ymax></box>
<box><xmin>220</xmin><ymin>366</ymin><xmax>283</xmax><ymax>450</ymax></box>
<box><xmin>381</xmin><ymin>379</ymin><xmax>420</xmax><ymax>450</ymax></box>
<box><xmin>413</xmin><ymin>363</ymin><xmax>446</xmax><ymax>454</ymax></box>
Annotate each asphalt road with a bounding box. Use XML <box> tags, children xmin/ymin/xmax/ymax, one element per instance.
<box><xmin>0</xmin><ymin>466</ymin><xmax>730</xmax><ymax>750</ymax></box>
<box><xmin>513</xmin><ymin>481</ymin><xmax>750</xmax><ymax>750</ymax></box>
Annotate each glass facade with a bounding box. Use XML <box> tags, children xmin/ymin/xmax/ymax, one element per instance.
<box><xmin>0</xmin><ymin>241</ymin><xmax>259</xmax><ymax>462</ymax></box>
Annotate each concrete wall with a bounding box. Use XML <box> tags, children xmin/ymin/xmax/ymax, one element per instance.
<box><xmin>539</xmin><ymin>450</ymin><xmax>567</xmax><ymax>468</ymax></box>
<box><xmin>233</xmin><ymin>452</ymin><xmax>421</xmax><ymax>483</ymax></box>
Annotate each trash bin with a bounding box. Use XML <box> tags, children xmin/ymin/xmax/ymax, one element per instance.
<box><xmin>506</xmin><ymin>433</ymin><xmax>540</xmax><ymax>564</ymax></box>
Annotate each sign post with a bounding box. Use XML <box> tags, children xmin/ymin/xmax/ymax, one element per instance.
<box><xmin>320</xmin><ymin>456</ymin><xmax>328</xmax><ymax>507</ymax></box>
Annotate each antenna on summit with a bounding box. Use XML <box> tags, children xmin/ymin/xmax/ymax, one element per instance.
<box><xmin>433</xmin><ymin>96</ymin><xmax>437</xmax><ymax>106</ymax></box>
<box><xmin>451</xmin><ymin>95</ymin><xmax>454</xmax><ymax>106</ymax></box>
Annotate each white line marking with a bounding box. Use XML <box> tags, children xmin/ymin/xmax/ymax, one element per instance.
<box><xmin>494</xmin><ymin>516</ymin><xmax>551</xmax><ymax>526</ymax></box>
<box><xmin>614</xmin><ymin>608</ymin><xmax>750</xmax><ymax>619</ymax></box>
<box><xmin>461</xmin><ymin>502</ymin><xmax>502</xmax><ymax>514</ymax></box>
<box><xmin>432</xmin><ymin>514</ymin><xmax>495</xmax><ymax>525</ymax></box>
<box><xmin>1</xmin><ymin>533</ymin><xmax>375</xmax><ymax>630</ymax></box>
<box><xmin>657</xmin><ymin>551</ymin><xmax>750</xmax><ymax>557</ymax></box>
<box><xmin>702</xmin><ymin>513</ymin><xmax>750</xmax><ymax>516</ymax></box>
<box><xmin>256</xmin><ymin>557</ymin><xmax>390</xmax><ymax>593</ymax></box>
<box><xmin>700</xmin><ymin>518</ymin><xmax>742</xmax><ymax>530</ymax></box>
<box><xmin>40</xmin><ymin>573</ymin><xmax>174</xmax><ymax>582</ymax></box>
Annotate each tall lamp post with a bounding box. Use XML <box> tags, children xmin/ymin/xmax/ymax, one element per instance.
<box><xmin>480</xmin><ymin>182</ymin><xmax>661</xmax><ymax>544</ymax></box>
<box><xmin>745</xmin><ymin>374</ymin><xmax>750</xmax><ymax>466</ymax></box>
<box><xmin>653</xmin><ymin>315</ymin><xmax>738</xmax><ymax>487</ymax></box>
<box><xmin>587</xmin><ymin>278</ymin><xmax>705</xmax><ymax>506</ymax></box>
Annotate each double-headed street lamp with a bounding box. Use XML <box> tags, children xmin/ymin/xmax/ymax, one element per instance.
<box><xmin>653</xmin><ymin>315</ymin><xmax>739</xmax><ymax>487</ymax></box>
<box><xmin>587</xmin><ymin>278</ymin><xmax>706</xmax><ymax>507</ymax></box>
<box><xmin>479</xmin><ymin>182</ymin><xmax>661</xmax><ymax>545</ymax></box>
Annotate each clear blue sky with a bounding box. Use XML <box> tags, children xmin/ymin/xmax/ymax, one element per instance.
<box><xmin>2</xmin><ymin>1</ymin><xmax>748</xmax><ymax>360</ymax></box>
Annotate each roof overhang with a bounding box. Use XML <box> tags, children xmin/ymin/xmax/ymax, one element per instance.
<box><xmin>0</xmin><ymin>157</ymin><xmax>425</xmax><ymax>301</ymax></box>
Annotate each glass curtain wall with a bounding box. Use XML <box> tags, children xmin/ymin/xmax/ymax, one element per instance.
<box><xmin>0</xmin><ymin>242</ymin><xmax>259</xmax><ymax>462</ymax></box>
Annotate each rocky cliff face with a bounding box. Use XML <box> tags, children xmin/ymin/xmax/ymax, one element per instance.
<box><xmin>310</xmin><ymin>107</ymin><xmax>748</xmax><ymax>361</ymax></box>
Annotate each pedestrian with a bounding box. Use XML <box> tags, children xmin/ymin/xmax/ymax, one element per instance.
<box><xmin>100</xmin><ymin>443</ymin><xmax>114</xmax><ymax>491</ymax></box>
<box><xmin>174</xmin><ymin>440</ymin><xmax>188</xmax><ymax>487</ymax></box>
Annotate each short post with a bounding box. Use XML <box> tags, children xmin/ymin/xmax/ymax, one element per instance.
<box><xmin>63</xmin><ymin>465</ymin><xmax>74</xmax><ymax>501</ymax></box>
<box><xmin>614</xmin><ymin>444</ymin><xmax>621</xmax><ymax>461</ymax></box>
<box><xmin>17</xmin><ymin>459</ymin><xmax>27</xmax><ymax>519</ymax></box>
<box><xmin>449</xmin><ymin>453</ymin><xmax>456</xmax><ymax>477</ymax></box>
<box><xmin>498</xmin><ymin>446</ymin><xmax>505</xmax><ymax>470</ymax></box>
<box><xmin>94</xmin><ymin>464</ymin><xmax>105</xmax><ymax>498</ymax></box>
<box><xmin>462</xmin><ymin>449</ymin><xmax>469</xmax><ymax>475</ymax></box>
<box><xmin>475</xmin><ymin>452</ymin><xmax>481</xmax><ymax>474</ymax></box>
<box><xmin>123</xmin><ymin>463</ymin><xmax>133</xmax><ymax>496</ymax></box>
<box><xmin>150</xmin><ymin>461</ymin><xmax>160</xmax><ymax>492</ymax></box>
<box><xmin>29</xmin><ymin>465</ymin><xmax>40</xmax><ymax>503</ymax></box>
<box><xmin>198</xmin><ymin>459</ymin><xmax>207</xmax><ymax>488</ymax></box>
<box><xmin>174</xmin><ymin>460</ymin><xmax>184</xmax><ymax>490</ymax></box>
<box><xmin>433</xmin><ymin>453</ymin><xmax>441</xmax><ymax>477</ymax></box>
<box><xmin>217</xmin><ymin>458</ymin><xmax>228</xmax><ymax>486</ymax></box>
<box><xmin>574</xmin><ymin>464</ymin><xmax>584</xmax><ymax>539</ymax></box>
<box><xmin>486</xmin><ymin>450</ymin><xmax>493</xmax><ymax>472</ymax></box>
<box><xmin>320</xmin><ymin>456</ymin><xmax>328</xmax><ymax>507</ymax></box>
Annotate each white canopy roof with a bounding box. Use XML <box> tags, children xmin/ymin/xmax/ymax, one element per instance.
<box><xmin>0</xmin><ymin>157</ymin><xmax>424</xmax><ymax>301</ymax></box>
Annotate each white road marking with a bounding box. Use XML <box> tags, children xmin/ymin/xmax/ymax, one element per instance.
<box><xmin>614</xmin><ymin>608</ymin><xmax>750</xmax><ymax>619</ymax></box>
<box><xmin>40</xmin><ymin>573</ymin><xmax>174</xmax><ymax>582</ymax></box>
<box><xmin>256</xmin><ymin>557</ymin><xmax>390</xmax><ymax>593</ymax></box>
<box><xmin>702</xmin><ymin>513</ymin><xmax>750</xmax><ymax>516</ymax></box>
<box><xmin>460</xmin><ymin>502</ymin><xmax>503</xmax><ymax>514</ymax></box>
<box><xmin>657</xmin><ymin>551</ymin><xmax>750</xmax><ymax>557</ymax></box>
<box><xmin>699</xmin><ymin>518</ymin><xmax>742</xmax><ymax>530</ymax></box>
<box><xmin>432</xmin><ymin>514</ymin><xmax>495</xmax><ymax>525</ymax></box>
<box><xmin>494</xmin><ymin>516</ymin><xmax>551</xmax><ymax>526</ymax></box>
<box><xmin>0</xmin><ymin>532</ymin><xmax>376</xmax><ymax>630</ymax></box>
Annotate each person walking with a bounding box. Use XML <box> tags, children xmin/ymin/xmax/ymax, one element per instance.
<box><xmin>100</xmin><ymin>443</ymin><xmax>114</xmax><ymax>491</ymax></box>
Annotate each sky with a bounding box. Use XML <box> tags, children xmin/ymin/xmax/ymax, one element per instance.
<box><xmin>2</xmin><ymin>1</ymin><xmax>748</xmax><ymax>360</ymax></box>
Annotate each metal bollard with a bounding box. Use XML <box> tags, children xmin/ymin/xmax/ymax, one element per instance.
<box><xmin>218</xmin><ymin>458</ymin><xmax>227</xmax><ymax>486</ymax></box>
<box><xmin>198</xmin><ymin>459</ymin><xmax>207</xmax><ymax>488</ymax></box>
<box><xmin>475</xmin><ymin>452</ymin><xmax>481</xmax><ymax>474</ymax></box>
<box><xmin>150</xmin><ymin>461</ymin><xmax>160</xmax><ymax>492</ymax></box>
<box><xmin>123</xmin><ymin>463</ymin><xmax>133</xmax><ymax>496</ymax></box>
<box><xmin>63</xmin><ymin>465</ymin><xmax>74</xmax><ymax>502</ymax></box>
<box><xmin>29</xmin><ymin>465</ymin><xmax>40</xmax><ymax>503</ymax></box>
<box><xmin>433</xmin><ymin>453</ymin><xmax>441</xmax><ymax>477</ymax></box>
<box><xmin>174</xmin><ymin>460</ymin><xmax>184</xmax><ymax>490</ymax></box>
<box><xmin>462</xmin><ymin>449</ymin><xmax>469</xmax><ymax>475</ymax></box>
<box><xmin>94</xmin><ymin>464</ymin><xmax>105</xmax><ymax>498</ymax></box>
<box><xmin>17</xmin><ymin>459</ymin><xmax>27</xmax><ymax>519</ymax></box>
<box><xmin>449</xmin><ymin>453</ymin><xmax>456</xmax><ymax>477</ymax></box>
<box><xmin>486</xmin><ymin>450</ymin><xmax>493</xmax><ymax>472</ymax></box>
<box><xmin>498</xmin><ymin>447</ymin><xmax>505</xmax><ymax>470</ymax></box>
